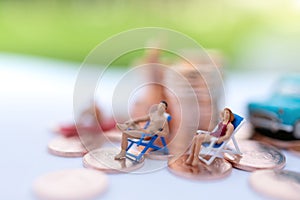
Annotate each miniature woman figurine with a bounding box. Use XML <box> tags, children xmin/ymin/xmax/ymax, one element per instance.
<box><xmin>185</xmin><ymin>108</ymin><xmax>235</xmax><ymax>166</ymax></box>
<box><xmin>114</xmin><ymin>101</ymin><xmax>169</xmax><ymax>160</ymax></box>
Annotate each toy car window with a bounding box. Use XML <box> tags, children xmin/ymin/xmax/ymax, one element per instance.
<box><xmin>277</xmin><ymin>82</ymin><xmax>300</xmax><ymax>97</ymax></box>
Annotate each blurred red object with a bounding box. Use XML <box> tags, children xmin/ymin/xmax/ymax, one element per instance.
<box><xmin>54</xmin><ymin>119</ymin><xmax>116</xmax><ymax>137</ymax></box>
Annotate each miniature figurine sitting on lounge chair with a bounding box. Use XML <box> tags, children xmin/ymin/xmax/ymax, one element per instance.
<box><xmin>114</xmin><ymin>101</ymin><xmax>170</xmax><ymax>160</ymax></box>
<box><xmin>186</xmin><ymin>108</ymin><xmax>236</xmax><ymax>166</ymax></box>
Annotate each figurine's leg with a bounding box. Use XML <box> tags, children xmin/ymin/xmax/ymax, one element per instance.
<box><xmin>114</xmin><ymin>136</ymin><xmax>127</xmax><ymax>160</ymax></box>
<box><xmin>116</xmin><ymin>123</ymin><xmax>129</xmax><ymax>131</ymax></box>
<box><xmin>114</xmin><ymin>130</ymin><xmax>146</xmax><ymax>160</ymax></box>
<box><xmin>191</xmin><ymin>135</ymin><xmax>203</xmax><ymax>166</ymax></box>
<box><xmin>186</xmin><ymin>136</ymin><xmax>197</xmax><ymax>165</ymax></box>
<box><xmin>117</xmin><ymin>122</ymin><xmax>141</xmax><ymax>131</ymax></box>
<box><xmin>114</xmin><ymin>133</ymin><xmax>130</xmax><ymax>160</ymax></box>
<box><xmin>123</xmin><ymin>129</ymin><xmax>149</xmax><ymax>135</ymax></box>
<box><xmin>192</xmin><ymin>134</ymin><xmax>212</xmax><ymax>166</ymax></box>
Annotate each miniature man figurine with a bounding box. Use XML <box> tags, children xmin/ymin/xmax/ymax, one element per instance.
<box><xmin>185</xmin><ymin>108</ymin><xmax>235</xmax><ymax>166</ymax></box>
<box><xmin>114</xmin><ymin>101</ymin><xmax>170</xmax><ymax>160</ymax></box>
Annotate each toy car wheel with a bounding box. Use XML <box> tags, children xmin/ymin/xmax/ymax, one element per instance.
<box><xmin>294</xmin><ymin>121</ymin><xmax>300</xmax><ymax>139</ymax></box>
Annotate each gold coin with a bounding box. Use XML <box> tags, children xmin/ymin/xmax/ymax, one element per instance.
<box><xmin>32</xmin><ymin>168</ymin><xmax>108</xmax><ymax>200</ymax></box>
<box><xmin>48</xmin><ymin>136</ymin><xmax>87</xmax><ymax>157</ymax></box>
<box><xmin>168</xmin><ymin>154</ymin><xmax>232</xmax><ymax>180</ymax></box>
<box><xmin>249</xmin><ymin>169</ymin><xmax>300</xmax><ymax>200</ymax></box>
<box><xmin>83</xmin><ymin>148</ymin><xmax>144</xmax><ymax>173</ymax></box>
<box><xmin>224</xmin><ymin>140</ymin><xmax>286</xmax><ymax>171</ymax></box>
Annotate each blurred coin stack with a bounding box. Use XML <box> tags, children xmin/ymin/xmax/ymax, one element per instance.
<box><xmin>130</xmin><ymin>48</ymin><xmax>166</xmax><ymax>120</ymax></box>
<box><xmin>164</xmin><ymin>50</ymin><xmax>224</xmax><ymax>155</ymax></box>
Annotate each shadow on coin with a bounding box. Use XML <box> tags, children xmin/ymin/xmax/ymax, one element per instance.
<box><xmin>168</xmin><ymin>154</ymin><xmax>232</xmax><ymax>180</ymax></box>
<box><xmin>223</xmin><ymin>153</ymin><xmax>242</xmax><ymax>163</ymax></box>
<box><xmin>83</xmin><ymin>147</ymin><xmax>146</xmax><ymax>174</ymax></box>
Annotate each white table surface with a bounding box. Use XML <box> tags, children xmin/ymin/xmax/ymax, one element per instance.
<box><xmin>1</xmin><ymin>54</ymin><xmax>300</xmax><ymax>200</ymax></box>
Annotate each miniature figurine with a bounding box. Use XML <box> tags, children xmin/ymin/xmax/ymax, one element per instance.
<box><xmin>114</xmin><ymin>101</ymin><xmax>170</xmax><ymax>160</ymax></box>
<box><xmin>185</xmin><ymin>108</ymin><xmax>235</xmax><ymax>166</ymax></box>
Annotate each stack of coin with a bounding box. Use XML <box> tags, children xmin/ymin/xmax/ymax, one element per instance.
<box><xmin>164</xmin><ymin>56</ymin><xmax>223</xmax><ymax>155</ymax></box>
<box><xmin>130</xmin><ymin>47</ymin><xmax>166</xmax><ymax>120</ymax></box>
<box><xmin>130</xmin><ymin>64</ymin><xmax>166</xmax><ymax>120</ymax></box>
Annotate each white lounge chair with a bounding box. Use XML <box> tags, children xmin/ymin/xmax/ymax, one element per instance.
<box><xmin>198</xmin><ymin>113</ymin><xmax>244</xmax><ymax>165</ymax></box>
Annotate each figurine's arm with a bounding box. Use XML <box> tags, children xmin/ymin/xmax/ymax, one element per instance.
<box><xmin>216</xmin><ymin>123</ymin><xmax>234</xmax><ymax>144</ymax></box>
<box><xmin>196</xmin><ymin>130</ymin><xmax>210</xmax><ymax>135</ymax></box>
<box><xmin>155</xmin><ymin>121</ymin><xmax>169</xmax><ymax>137</ymax></box>
<box><xmin>127</xmin><ymin>115</ymin><xmax>150</xmax><ymax>125</ymax></box>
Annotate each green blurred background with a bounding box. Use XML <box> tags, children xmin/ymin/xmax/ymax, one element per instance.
<box><xmin>1</xmin><ymin>0</ymin><xmax>300</xmax><ymax>68</ymax></box>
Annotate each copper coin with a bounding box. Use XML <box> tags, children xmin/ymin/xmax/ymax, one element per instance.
<box><xmin>83</xmin><ymin>148</ymin><xmax>144</xmax><ymax>173</ymax></box>
<box><xmin>252</xmin><ymin>132</ymin><xmax>300</xmax><ymax>149</ymax></box>
<box><xmin>224</xmin><ymin>140</ymin><xmax>286</xmax><ymax>171</ymax></box>
<box><xmin>32</xmin><ymin>168</ymin><xmax>108</xmax><ymax>200</ymax></box>
<box><xmin>249</xmin><ymin>169</ymin><xmax>300</xmax><ymax>200</ymax></box>
<box><xmin>48</xmin><ymin>136</ymin><xmax>87</xmax><ymax>157</ymax></box>
<box><xmin>168</xmin><ymin>154</ymin><xmax>232</xmax><ymax>180</ymax></box>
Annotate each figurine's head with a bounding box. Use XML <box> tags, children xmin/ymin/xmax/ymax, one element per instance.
<box><xmin>222</xmin><ymin>108</ymin><xmax>234</xmax><ymax>122</ymax></box>
<box><xmin>158</xmin><ymin>100</ymin><xmax>168</xmax><ymax>113</ymax></box>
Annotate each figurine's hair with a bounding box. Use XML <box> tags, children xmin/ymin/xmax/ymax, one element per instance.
<box><xmin>160</xmin><ymin>100</ymin><xmax>168</xmax><ymax>109</ymax></box>
<box><xmin>223</xmin><ymin>108</ymin><xmax>234</xmax><ymax>122</ymax></box>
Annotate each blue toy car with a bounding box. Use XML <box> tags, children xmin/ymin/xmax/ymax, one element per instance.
<box><xmin>248</xmin><ymin>74</ymin><xmax>300</xmax><ymax>140</ymax></box>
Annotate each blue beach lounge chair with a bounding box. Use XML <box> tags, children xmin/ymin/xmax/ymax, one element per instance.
<box><xmin>126</xmin><ymin>113</ymin><xmax>171</xmax><ymax>162</ymax></box>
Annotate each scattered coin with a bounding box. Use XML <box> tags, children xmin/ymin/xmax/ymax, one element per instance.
<box><xmin>83</xmin><ymin>147</ymin><xmax>145</xmax><ymax>173</ymax></box>
<box><xmin>224</xmin><ymin>140</ymin><xmax>286</xmax><ymax>171</ymax></box>
<box><xmin>48</xmin><ymin>136</ymin><xmax>87</xmax><ymax>157</ymax></box>
<box><xmin>32</xmin><ymin>168</ymin><xmax>108</xmax><ymax>200</ymax></box>
<box><xmin>168</xmin><ymin>154</ymin><xmax>232</xmax><ymax>180</ymax></box>
<box><xmin>249</xmin><ymin>169</ymin><xmax>300</xmax><ymax>200</ymax></box>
